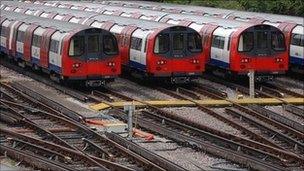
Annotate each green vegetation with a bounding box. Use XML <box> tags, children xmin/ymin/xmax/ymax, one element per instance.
<box><xmin>161</xmin><ymin>0</ymin><xmax>304</xmax><ymax>16</ymax></box>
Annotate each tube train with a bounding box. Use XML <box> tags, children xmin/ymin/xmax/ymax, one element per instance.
<box><xmin>1</xmin><ymin>2</ymin><xmax>205</xmax><ymax>84</ymax></box>
<box><xmin>85</xmin><ymin>0</ymin><xmax>304</xmax><ymax>73</ymax></box>
<box><xmin>0</xmin><ymin>10</ymin><xmax>120</xmax><ymax>87</ymax></box>
<box><xmin>17</xmin><ymin>1</ymin><xmax>290</xmax><ymax>81</ymax></box>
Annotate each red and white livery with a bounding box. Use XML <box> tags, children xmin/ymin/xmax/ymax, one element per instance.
<box><xmin>25</xmin><ymin>1</ymin><xmax>289</xmax><ymax>81</ymax></box>
<box><xmin>0</xmin><ymin>10</ymin><xmax>120</xmax><ymax>86</ymax></box>
<box><xmin>2</xmin><ymin>1</ymin><xmax>205</xmax><ymax>83</ymax></box>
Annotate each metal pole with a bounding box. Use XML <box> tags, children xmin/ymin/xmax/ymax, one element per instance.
<box><xmin>127</xmin><ymin>104</ymin><xmax>134</xmax><ymax>139</ymax></box>
<box><xmin>248</xmin><ymin>70</ymin><xmax>255</xmax><ymax>98</ymax></box>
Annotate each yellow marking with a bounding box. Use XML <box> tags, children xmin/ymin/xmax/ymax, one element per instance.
<box><xmin>90</xmin><ymin>98</ymin><xmax>304</xmax><ymax>111</ymax></box>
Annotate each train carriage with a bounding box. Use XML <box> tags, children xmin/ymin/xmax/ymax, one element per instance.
<box><xmin>89</xmin><ymin>0</ymin><xmax>304</xmax><ymax>73</ymax></box>
<box><xmin>20</xmin><ymin>1</ymin><xmax>290</xmax><ymax>81</ymax></box>
<box><xmin>0</xmin><ymin>10</ymin><xmax>120</xmax><ymax>87</ymax></box>
<box><xmin>1</xmin><ymin>2</ymin><xmax>205</xmax><ymax>83</ymax></box>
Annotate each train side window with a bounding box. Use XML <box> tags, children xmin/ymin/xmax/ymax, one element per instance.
<box><xmin>144</xmin><ymin>39</ymin><xmax>148</xmax><ymax>53</ymax></box>
<box><xmin>50</xmin><ymin>39</ymin><xmax>59</xmax><ymax>54</ymax></box>
<box><xmin>131</xmin><ymin>37</ymin><xmax>142</xmax><ymax>51</ymax></box>
<box><xmin>301</xmin><ymin>35</ymin><xmax>304</xmax><ymax>47</ymax></box>
<box><xmin>291</xmin><ymin>34</ymin><xmax>304</xmax><ymax>47</ymax></box>
<box><xmin>88</xmin><ymin>35</ymin><xmax>100</xmax><ymax>53</ymax></box>
<box><xmin>227</xmin><ymin>37</ymin><xmax>231</xmax><ymax>51</ymax></box>
<box><xmin>238</xmin><ymin>32</ymin><xmax>253</xmax><ymax>52</ymax></box>
<box><xmin>0</xmin><ymin>26</ymin><xmax>7</xmax><ymax>37</ymax></box>
<box><xmin>187</xmin><ymin>33</ymin><xmax>202</xmax><ymax>52</ymax></box>
<box><xmin>212</xmin><ymin>35</ymin><xmax>224</xmax><ymax>49</ymax></box>
<box><xmin>69</xmin><ymin>35</ymin><xmax>85</xmax><ymax>56</ymax></box>
<box><xmin>16</xmin><ymin>31</ymin><xmax>25</xmax><ymax>42</ymax></box>
<box><xmin>32</xmin><ymin>34</ymin><xmax>42</xmax><ymax>47</ymax></box>
<box><xmin>154</xmin><ymin>33</ymin><xmax>169</xmax><ymax>54</ymax></box>
<box><xmin>103</xmin><ymin>35</ymin><xmax>118</xmax><ymax>55</ymax></box>
<box><xmin>271</xmin><ymin>32</ymin><xmax>285</xmax><ymax>51</ymax></box>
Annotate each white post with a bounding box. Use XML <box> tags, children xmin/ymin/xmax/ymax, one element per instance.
<box><xmin>248</xmin><ymin>70</ymin><xmax>255</xmax><ymax>98</ymax></box>
<box><xmin>128</xmin><ymin>105</ymin><xmax>133</xmax><ymax>139</ymax></box>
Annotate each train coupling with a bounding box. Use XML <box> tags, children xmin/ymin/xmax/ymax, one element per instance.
<box><xmin>171</xmin><ymin>77</ymin><xmax>190</xmax><ymax>84</ymax></box>
<box><xmin>85</xmin><ymin>80</ymin><xmax>105</xmax><ymax>87</ymax></box>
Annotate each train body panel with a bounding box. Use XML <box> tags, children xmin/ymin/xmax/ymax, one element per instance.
<box><xmin>2</xmin><ymin>1</ymin><xmax>205</xmax><ymax>82</ymax></box>
<box><xmin>90</xmin><ymin>0</ymin><xmax>303</xmax><ymax>71</ymax></box>
<box><xmin>290</xmin><ymin>26</ymin><xmax>304</xmax><ymax>66</ymax></box>
<box><xmin>19</xmin><ymin>0</ymin><xmax>290</xmax><ymax>78</ymax></box>
<box><xmin>0</xmin><ymin>10</ymin><xmax>121</xmax><ymax>86</ymax></box>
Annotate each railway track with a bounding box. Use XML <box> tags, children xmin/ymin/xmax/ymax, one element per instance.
<box><xmin>0</xmin><ymin>82</ymin><xmax>184</xmax><ymax>171</ymax></box>
<box><xmin>87</xmin><ymin>85</ymin><xmax>304</xmax><ymax>170</ymax></box>
<box><xmin>166</xmin><ymin>83</ymin><xmax>304</xmax><ymax>155</ymax></box>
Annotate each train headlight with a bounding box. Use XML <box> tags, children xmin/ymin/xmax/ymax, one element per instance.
<box><xmin>275</xmin><ymin>58</ymin><xmax>283</xmax><ymax>63</ymax></box>
<box><xmin>157</xmin><ymin>60</ymin><xmax>167</xmax><ymax>65</ymax></box>
<box><xmin>72</xmin><ymin>63</ymin><xmax>81</xmax><ymax>68</ymax></box>
<box><xmin>107</xmin><ymin>62</ymin><xmax>115</xmax><ymax>67</ymax></box>
<box><xmin>241</xmin><ymin>58</ymin><xmax>250</xmax><ymax>63</ymax></box>
<box><xmin>191</xmin><ymin>59</ymin><xmax>199</xmax><ymax>64</ymax></box>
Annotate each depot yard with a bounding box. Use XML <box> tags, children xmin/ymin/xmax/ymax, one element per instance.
<box><xmin>1</xmin><ymin>1</ymin><xmax>304</xmax><ymax>171</ymax></box>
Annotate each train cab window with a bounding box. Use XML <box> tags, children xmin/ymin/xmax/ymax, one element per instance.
<box><xmin>256</xmin><ymin>31</ymin><xmax>269</xmax><ymax>49</ymax></box>
<box><xmin>173</xmin><ymin>33</ymin><xmax>184</xmax><ymax>52</ymax></box>
<box><xmin>212</xmin><ymin>35</ymin><xmax>225</xmax><ymax>49</ymax></box>
<box><xmin>131</xmin><ymin>37</ymin><xmax>142</xmax><ymax>51</ymax></box>
<box><xmin>291</xmin><ymin>34</ymin><xmax>304</xmax><ymax>47</ymax></box>
<box><xmin>238</xmin><ymin>32</ymin><xmax>253</xmax><ymax>52</ymax></box>
<box><xmin>154</xmin><ymin>33</ymin><xmax>169</xmax><ymax>54</ymax></box>
<box><xmin>0</xmin><ymin>26</ymin><xmax>7</xmax><ymax>37</ymax></box>
<box><xmin>69</xmin><ymin>36</ymin><xmax>85</xmax><ymax>56</ymax></box>
<box><xmin>17</xmin><ymin>31</ymin><xmax>25</xmax><ymax>42</ymax></box>
<box><xmin>32</xmin><ymin>35</ymin><xmax>42</xmax><ymax>47</ymax></box>
<box><xmin>271</xmin><ymin>32</ymin><xmax>285</xmax><ymax>51</ymax></box>
<box><xmin>187</xmin><ymin>33</ymin><xmax>202</xmax><ymax>52</ymax></box>
<box><xmin>87</xmin><ymin>35</ymin><xmax>100</xmax><ymax>53</ymax></box>
<box><xmin>103</xmin><ymin>35</ymin><xmax>118</xmax><ymax>55</ymax></box>
<box><xmin>50</xmin><ymin>39</ymin><xmax>60</xmax><ymax>54</ymax></box>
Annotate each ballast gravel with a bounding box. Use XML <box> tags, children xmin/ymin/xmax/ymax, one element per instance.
<box><xmin>162</xmin><ymin>107</ymin><xmax>247</xmax><ymax>138</ymax></box>
<box><xmin>265</xmin><ymin>105</ymin><xmax>304</xmax><ymax>124</ymax></box>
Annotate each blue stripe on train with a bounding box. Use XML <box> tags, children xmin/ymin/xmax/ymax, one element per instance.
<box><xmin>129</xmin><ymin>60</ymin><xmax>146</xmax><ymax>71</ymax></box>
<box><xmin>0</xmin><ymin>46</ymin><xmax>6</xmax><ymax>53</ymax></box>
<box><xmin>209</xmin><ymin>58</ymin><xmax>229</xmax><ymax>69</ymax></box>
<box><xmin>31</xmin><ymin>57</ymin><xmax>39</xmax><ymax>64</ymax></box>
<box><xmin>290</xmin><ymin>56</ymin><xmax>304</xmax><ymax>66</ymax></box>
<box><xmin>16</xmin><ymin>52</ymin><xmax>23</xmax><ymax>59</ymax></box>
<box><xmin>49</xmin><ymin>63</ymin><xmax>61</xmax><ymax>73</ymax></box>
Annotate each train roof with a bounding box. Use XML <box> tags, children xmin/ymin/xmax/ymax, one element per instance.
<box><xmin>2</xmin><ymin>1</ymin><xmax>174</xmax><ymax>30</ymax></box>
<box><xmin>1</xmin><ymin>10</ymin><xmax>91</xmax><ymax>32</ymax></box>
<box><xmin>27</xmin><ymin>1</ymin><xmax>256</xmax><ymax>29</ymax></box>
<box><xmin>103</xmin><ymin>1</ymin><xmax>303</xmax><ymax>25</ymax></box>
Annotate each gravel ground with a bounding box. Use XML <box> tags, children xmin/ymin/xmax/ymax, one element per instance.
<box><xmin>196</xmin><ymin>78</ymin><xmax>246</xmax><ymax>99</ymax></box>
<box><xmin>108</xmin><ymin>77</ymin><xmax>176</xmax><ymax>100</ymax></box>
<box><xmin>276</xmin><ymin>77</ymin><xmax>304</xmax><ymax>89</ymax></box>
<box><xmin>265</xmin><ymin>106</ymin><xmax>304</xmax><ymax>124</ymax></box>
<box><xmin>274</xmin><ymin>77</ymin><xmax>304</xmax><ymax>95</ymax></box>
<box><xmin>0</xmin><ymin>65</ymin><xmax>32</xmax><ymax>82</ymax></box>
<box><xmin>135</xmin><ymin>137</ymin><xmax>245</xmax><ymax>171</ymax></box>
<box><xmin>162</xmin><ymin>107</ymin><xmax>248</xmax><ymax>138</ymax></box>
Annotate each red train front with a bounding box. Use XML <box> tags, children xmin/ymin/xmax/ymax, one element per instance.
<box><xmin>229</xmin><ymin>25</ymin><xmax>288</xmax><ymax>80</ymax></box>
<box><xmin>60</xmin><ymin>28</ymin><xmax>120</xmax><ymax>86</ymax></box>
<box><xmin>126</xmin><ymin>26</ymin><xmax>204</xmax><ymax>83</ymax></box>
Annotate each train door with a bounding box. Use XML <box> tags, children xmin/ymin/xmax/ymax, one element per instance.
<box><xmin>140</xmin><ymin>32</ymin><xmax>151</xmax><ymax>69</ymax></box>
<box><xmin>129</xmin><ymin>29</ymin><xmax>145</xmax><ymax>70</ymax></box>
<box><xmin>210</xmin><ymin>28</ymin><xmax>228</xmax><ymax>68</ymax></box>
<box><xmin>16</xmin><ymin>23</ymin><xmax>29</xmax><ymax>59</ymax></box>
<box><xmin>290</xmin><ymin>26</ymin><xmax>304</xmax><ymax>65</ymax></box>
<box><xmin>0</xmin><ymin>20</ymin><xmax>10</xmax><ymax>53</ymax></box>
<box><xmin>31</xmin><ymin>27</ymin><xmax>45</xmax><ymax>65</ymax></box>
<box><xmin>49</xmin><ymin>31</ymin><xmax>66</xmax><ymax>73</ymax></box>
